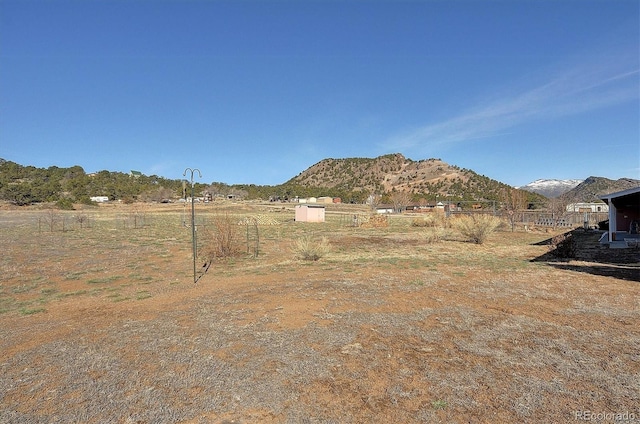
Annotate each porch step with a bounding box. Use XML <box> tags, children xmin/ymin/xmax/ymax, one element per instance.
<box><xmin>609</xmin><ymin>241</ymin><xmax>629</xmax><ymax>249</ymax></box>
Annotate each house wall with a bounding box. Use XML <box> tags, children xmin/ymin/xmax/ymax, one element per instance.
<box><xmin>309</xmin><ymin>207</ymin><xmax>325</xmax><ymax>222</ymax></box>
<box><xmin>294</xmin><ymin>205</ymin><xmax>305</xmax><ymax>222</ymax></box>
<box><xmin>615</xmin><ymin>207</ymin><xmax>639</xmax><ymax>233</ymax></box>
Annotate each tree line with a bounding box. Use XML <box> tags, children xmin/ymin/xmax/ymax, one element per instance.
<box><xmin>0</xmin><ymin>159</ymin><xmax>186</xmax><ymax>206</ymax></box>
<box><xmin>0</xmin><ymin>159</ymin><xmax>343</xmax><ymax>206</ymax></box>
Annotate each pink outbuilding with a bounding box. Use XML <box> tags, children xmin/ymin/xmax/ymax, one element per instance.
<box><xmin>294</xmin><ymin>204</ymin><xmax>326</xmax><ymax>223</ymax></box>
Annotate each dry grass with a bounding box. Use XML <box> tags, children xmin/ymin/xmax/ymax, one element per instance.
<box><xmin>292</xmin><ymin>235</ymin><xmax>331</xmax><ymax>261</ymax></box>
<box><xmin>0</xmin><ymin>203</ymin><xmax>638</xmax><ymax>423</ymax></box>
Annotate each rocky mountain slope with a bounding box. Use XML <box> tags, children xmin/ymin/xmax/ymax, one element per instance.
<box><xmin>286</xmin><ymin>153</ymin><xmax>538</xmax><ymax>202</ymax></box>
<box><xmin>560</xmin><ymin>177</ymin><xmax>640</xmax><ymax>203</ymax></box>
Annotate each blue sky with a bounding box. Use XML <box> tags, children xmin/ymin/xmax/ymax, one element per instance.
<box><xmin>1</xmin><ymin>0</ymin><xmax>638</xmax><ymax>187</ymax></box>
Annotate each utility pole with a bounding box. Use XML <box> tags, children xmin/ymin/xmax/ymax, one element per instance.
<box><xmin>183</xmin><ymin>168</ymin><xmax>202</xmax><ymax>284</ymax></box>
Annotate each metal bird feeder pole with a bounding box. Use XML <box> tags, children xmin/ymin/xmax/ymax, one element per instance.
<box><xmin>183</xmin><ymin>168</ymin><xmax>202</xmax><ymax>284</ymax></box>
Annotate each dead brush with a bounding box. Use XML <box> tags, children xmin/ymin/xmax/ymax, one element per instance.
<box><xmin>292</xmin><ymin>235</ymin><xmax>330</xmax><ymax>261</ymax></box>
<box><xmin>423</xmin><ymin>227</ymin><xmax>448</xmax><ymax>243</ymax></box>
<box><xmin>451</xmin><ymin>214</ymin><xmax>502</xmax><ymax>244</ymax></box>
<box><xmin>412</xmin><ymin>210</ymin><xmax>449</xmax><ymax>243</ymax></box>
<box><xmin>199</xmin><ymin>214</ymin><xmax>244</xmax><ymax>262</ymax></box>
<box><xmin>411</xmin><ymin>210</ymin><xmax>447</xmax><ymax>228</ymax></box>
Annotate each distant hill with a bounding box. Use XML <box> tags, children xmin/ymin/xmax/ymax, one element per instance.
<box><xmin>518</xmin><ymin>179</ymin><xmax>583</xmax><ymax>198</ymax></box>
<box><xmin>286</xmin><ymin>153</ymin><xmax>541</xmax><ymax>203</ymax></box>
<box><xmin>559</xmin><ymin>177</ymin><xmax>640</xmax><ymax>203</ymax></box>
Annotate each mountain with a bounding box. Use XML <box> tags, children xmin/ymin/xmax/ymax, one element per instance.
<box><xmin>518</xmin><ymin>179</ymin><xmax>583</xmax><ymax>198</ymax></box>
<box><xmin>286</xmin><ymin>153</ymin><xmax>541</xmax><ymax>202</ymax></box>
<box><xmin>560</xmin><ymin>177</ymin><xmax>640</xmax><ymax>203</ymax></box>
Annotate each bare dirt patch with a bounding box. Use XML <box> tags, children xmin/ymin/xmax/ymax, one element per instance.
<box><xmin>1</xmin><ymin>204</ymin><xmax>638</xmax><ymax>423</ymax></box>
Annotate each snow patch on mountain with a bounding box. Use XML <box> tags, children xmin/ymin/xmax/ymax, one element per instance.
<box><xmin>517</xmin><ymin>179</ymin><xmax>583</xmax><ymax>198</ymax></box>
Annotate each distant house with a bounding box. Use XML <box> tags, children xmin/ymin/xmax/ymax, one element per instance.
<box><xmin>599</xmin><ymin>187</ymin><xmax>640</xmax><ymax>247</ymax></box>
<box><xmin>130</xmin><ymin>170</ymin><xmax>143</xmax><ymax>178</ymax></box>
<box><xmin>376</xmin><ymin>205</ymin><xmax>394</xmax><ymax>214</ymax></box>
<box><xmin>566</xmin><ymin>202</ymin><xmax>609</xmax><ymax>213</ymax></box>
<box><xmin>294</xmin><ymin>204</ymin><xmax>325</xmax><ymax>223</ymax></box>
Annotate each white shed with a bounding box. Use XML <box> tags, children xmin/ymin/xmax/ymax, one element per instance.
<box><xmin>566</xmin><ymin>202</ymin><xmax>608</xmax><ymax>213</ymax></box>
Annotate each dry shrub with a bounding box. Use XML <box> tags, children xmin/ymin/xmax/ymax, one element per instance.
<box><xmin>413</xmin><ymin>211</ymin><xmax>449</xmax><ymax>242</ymax></box>
<box><xmin>293</xmin><ymin>235</ymin><xmax>330</xmax><ymax>261</ymax></box>
<box><xmin>412</xmin><ymin>210</ymin><xmax>447</xmax><ymax>228</ymax></box>
<box><xmin>452</xmin><ymin>214</ymin><xmax>502</xmax><ymax>244</ymax></box>
<box><xmin>424</xmin><ymin>227</ymin><xmax>448</xmax><ymax>243</ymax></box>
<box><xmin>411</xmin><ymin>217</ymin><xmax>428</xmax><ymax>227</ymax></box>
<box><xmin>360</xmin><ymin>214</ymin><xmax>388</xmax><ymax>228</ymax></box>
<box><xmin>200</xmin><ymin>214</ymin><xmax>243</xmax><ymax>261</ymax></box>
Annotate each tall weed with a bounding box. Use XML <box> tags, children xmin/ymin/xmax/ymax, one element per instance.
<box><xmin>452</xmin><ymin>214</ymin><xmax>502</xmax><ymax>244</ymax></box>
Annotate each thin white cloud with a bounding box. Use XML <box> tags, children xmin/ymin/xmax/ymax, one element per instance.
<box><xmin>381</xmin><ymin>45</ymin><xmax>639</xmax><ymax>153</ymax></box>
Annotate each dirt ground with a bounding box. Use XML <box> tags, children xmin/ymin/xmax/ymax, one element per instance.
<box><xmin>0</xmin><ymin>203</ymin><xmax>638</xmax><ymax>423</ymax></box>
